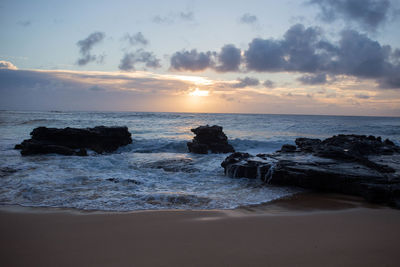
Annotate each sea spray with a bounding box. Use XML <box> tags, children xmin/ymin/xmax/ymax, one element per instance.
<box><xmin>264</xmin><ymin>163</ymin><xmax>275</xmax><ymax>184</ymax></box>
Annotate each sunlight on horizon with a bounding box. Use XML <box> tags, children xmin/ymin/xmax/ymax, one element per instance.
<box><xmin>188</xmin><ymin>88</ymin><xmax>210</xmax><ymax>97</ymax></box>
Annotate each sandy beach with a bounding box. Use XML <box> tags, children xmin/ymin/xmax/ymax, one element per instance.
<box><xmin>1</xmin><ymin>193</ymin><xmax>400</xmax><ymax>267</ymax></box>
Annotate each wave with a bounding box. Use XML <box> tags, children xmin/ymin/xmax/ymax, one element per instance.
<box><xmin>118</xmin><ymin>138</ymin><xmax>290</xmax><ymax>154</ymax></box>
<box><xmin>120</xmin><ymin>139</ymin><xmax>188</xmax><ymax>153</ymax></box>
<box><xmin>141</xmin><ymin>193</ymin><xmax>211</xmax><ymax>208</ymax></box>
<box><xmin>18</xmin><ymin>119</ymin><xmax>55</xmax><ymax>125</ymax></box>
<box><xmin>230</xmin><ymin>138</ymin><xmax>291</xmax><ymax>154</ymax></box>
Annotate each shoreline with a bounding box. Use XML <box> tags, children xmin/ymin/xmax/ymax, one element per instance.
<box><xmin>0</xmin><ymin>192</ymin><xmax>377</xmax><ymax>215</ymax></box>
<box><xmin>1</xmin><ymin>193</ymin><xmax>399</xmax><ymax>267</ymax></box>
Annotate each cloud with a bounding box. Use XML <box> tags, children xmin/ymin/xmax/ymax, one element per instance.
<box><xmin>243</xmin><ymin>23</ymin><xmax>400</xmax><ymax>88</ymax></box>
<box><xmin>152</xmin><ymin>11</ymin><xmax>194</xmax><ymax>24</ymax></box>
<box><xmin>123</xmin><ymin>32</ymin><xmax>148</xmax><ymax>46</ymax></box>
<box><xmin>0</xmin><ymin>61</ymin><xmax>18</xmax><ymax>70</ymax></box>
<box><xmin>77</xmin><ymin>32</ymin><xmax>105</xmax><ymax>55</ymax></box>
<box><xmin>17</xmin><ymin>20</ymin><xmax>31</xmax><ymax>27</ymax></box>
<box><xmin>308</xmin><ymin>0</ymin><xmax>393</xmax><ymax>31</ymax></box>
<box><xmin>170</xmin><ymin>49</ymin><xmax>215</xmax><ymax>71</ymax></box>
<box><xmin>215</xmin><ymin>44</ymin><xmax>242</xmax><ymax>72</ymax></box>
<box><xmin>298</xmin><ymin>73</ymin><xmax>327</xmax><ymax>84</ymax></box>
<box><xmin>0</xmin><ymin>69</ymin><xmax>194</xmax><ymax>111</ymax></box>
<box><xmin>179</xmin><ymin>11</ymin><xmax>194</xmax><ymax>21</ymax></box>
<box><xmin>76</xmin><ymin>32</ymin><xmax>105</xmax><ymax>66</ymax></box>
<box><xmin>244</xmin><ymin>38</ymin><xmax>286</xmax><ymax>71</ymax></box>
<box><xmin>88</xmin><ymin>85</ymin><xmax>106</xmax><ymax>91</ymax></box>
<box><xmin>170</xmin><ymin>45</ymin><xmax>242</xmax><ymax>72</ymax></box>
<box><xmin>152</xmin><ymin>15</ymin><xmax>174</xmax><ymax>24</ymax></box>
<box><xmin>168</xmin><ymin>23</ymin><xmax>400</xmax><ymax>88</ymax></box>
<box><xmin>232</xmin><ymin>77</ymin><xmax>259</xmax><ymax>88</ymax></box>
<box><xmin>1</xmin><ymin>68</ymin><xmax>399</xmax><ymax>115</ymax></box>
<box><xmin>354</xmin><ymin>93</ymin><xmax>371</xmax><ymax>99</ymax></box>
<box><xmin>281</xmin><ymin>24</ymin><xmax>324</xmax><ymax>72</ymax></box>
<box><xmin>240</xmin><ymin>13</ymin><xmax>258</xmax><ymax>24</ymax></box>
<box><xmin>263</xmin><ymin>80</ymin><xmax>275</xmax><ymax>88</ymax></box>
<box><xmin>119</xmin><ymin>49</ymin><xmax>161</xmax><ymax>71</ymax></box>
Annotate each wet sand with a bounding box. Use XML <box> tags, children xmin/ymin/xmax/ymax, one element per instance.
<box><xmin>1</xmin><ymin>193</ymin><xmax>400</xmax><ymax>267</ymax></box>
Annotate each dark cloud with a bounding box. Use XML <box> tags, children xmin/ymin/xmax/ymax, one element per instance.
<box><xmin>240</xmin><ymin>13</ymin><xmax>258</xmax><ymax>24</ymax></box>
<box><xmin>244</xmin><ymin>24</ymin><xmax>325</xmax><ymax>73</ymax></box>
<box><xmin>393</xmin><ymin>49</ymin><xmax>400</xmax><ymax>60</ymax></box>
<box><xmin>219</xmin><ymin>94</ymin><xmax>235</xmax><ymax>102</ymax></box>
<box><xmin>263</xmin><ymin>80</ymin><xmax>275</xmax><ymax>88</ymax></box>
<box><xmin>298</xmin><ymin>73</ymin><xmax>327</xmax><ymax>84</ymax></box>
<box><xmin>309</xmin><ymin>0</ymin><xmax>393</xmax><ymax>31</ymax></box>
<box><xmin>244</xmin><ymin>38</ymin><xmax>286</xmax><ymax>71</ymax></box>
<box><xmin>153</xmin><ymin>11</ymin><xmax>194</xmax><ymax>24</ymax></box>
<box><xmin>281</xmin><ymin>24</ymin><xmax>324</xmax><ymax>72</ymax></box>
<box><xmin>0</xmin><ymin>69</ymin><xmax>191</xmax><ymax>111</ymax></box>
<box><xmin>168</xmin><ymin>23</ymin><xmax>400</xmax><ymax>88</ymax></box>
<box><xmin>170</xmin><ymin>45</ymin><xmax>242</xmax><ymax>72</ymax></box>
<box><xmin>77</xmin><ymin>32</ymin><xmax>105</xmax><ymax>55</ymax></box>
<box><xmin>243</xmin><ymin>23</ymin><xmax>400</xmax><ymax>88</ymax></box>
<box><xmin>17</xmin><ymin>20</ymin><xmax>31</xmax><ymax>27</ymax></box>
<box><xmin>378</xmin><ymin>65</ymin><xmax>400</xmax><ymax>88</ymax></box>
<box><xmin>88</xmin><ymin>85</ymin><xmax>106</xmax><ymax>91</ymax></box>
<box><xmin>232</xmin><ymin>77</ymin><xmax>259</xmax><ymax>88</ymax></box>
<box><xmin>179</xmin><ymin>11</ymin><xmax>194</xmax><ymax>21</ymax></box>
<box><xmin>152</xmin><ymin>15</ymin><xmax>174</xmax><ymax>24</ymax></box>
<box><xmin>123</xmin><ymin>32</ymin><xmax>148</xmax><ymax>46</ymax></box>
<box><xmin>335</xmin><ymin>30</ymin><xmax>391</xmax><ymax>78</ymax></box>
<box><xmin>76</xmin><ymin>32</ymin><xmax>105</xmax><ymax>66</ymax></box>
<box><xmin>119</xmin><ymin>49</ymin><xmax>161</xmax><ymax>71</ymax></box>
<box><xmin>215</xmin><ymin>44</ymin><xmax>242</xmax><ymax>72</ymax></box>
<box><xmin>170</xmin><ymin>49</ymin><xmax>215</xmax><ymax>71</ymax></box>
<box><xmin>354</xmin><ymin>93</ymin><xmax>371</xmax><ymax>99</ymax></box>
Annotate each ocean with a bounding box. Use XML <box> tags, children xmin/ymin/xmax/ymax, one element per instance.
<box><xmin>0</xmin><ymin>110</ymin><xmax>399</xmax><ymax>211</ymax></box>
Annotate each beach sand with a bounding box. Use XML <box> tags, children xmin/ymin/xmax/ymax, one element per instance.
<box><xmin>1</xmin><ymin>193</ymin><xmax>400</xmax><ymax>267</ymax></box>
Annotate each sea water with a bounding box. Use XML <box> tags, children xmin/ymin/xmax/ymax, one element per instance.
<box><xmin>0</xmin><ymin>110</ymin><xmax>399</xmax><ymax>211</ymax></box>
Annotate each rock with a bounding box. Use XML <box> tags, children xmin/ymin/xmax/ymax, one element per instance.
<box><xmin>187</xmin><ymin>125</ymin><xmax>235</xmax><ymax>154</ymax></box>
<box><xmin>15</xmin><ymin>126</ymin><xmax>132</xmax><ymax>156</ymax></box>
<box><xmin>280</xmin><ymin>144</ymin><xmax>296</xmax><ymax>152</ymax></box>
<box><xmin>295</xmin><ymin>138</ymin><xmax>321</xmax><ymax>152</ymax></box>
<box><xmin>222</xmin><ymin>134</ymin><xmax>400</xmax><ymax>208</ymax></box>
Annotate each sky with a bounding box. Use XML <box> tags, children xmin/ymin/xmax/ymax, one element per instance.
<box><xmin>1</xmin><ymin>0</ymin><xmax>400</xmax><ymax>116</ymax></box>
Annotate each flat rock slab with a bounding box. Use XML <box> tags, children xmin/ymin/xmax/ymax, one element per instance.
<box><xmin>221</xmin><ymin>135</ymin><xmax>400</xmax><ymax>208</ymax></box>
<box><xmin>15</xmin><ymin>126</ymin><xmax>132</xmax><ymax>156</ymax></box>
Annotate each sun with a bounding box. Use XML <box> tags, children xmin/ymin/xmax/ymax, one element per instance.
<box><xmin>188</xmin><ymin>88</ymin><xmax>209</xmax><ymax>97</ymax></box>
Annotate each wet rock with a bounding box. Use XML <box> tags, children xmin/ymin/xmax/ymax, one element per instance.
<box><xmin>280</xmin><ymin>144</ymin><xmax>297</xmax><ymax>152</ymax></box>
<box><xmin>15</xmin><ymin>126</ymin><xmax>132</xmax><ymax>156</ymax></box>
<box><xmin>222</xmin><ymin>134</ymin><xmax>400</xmax><ymax>208</ymax></box>
<box><xmin>187</xmin><ymin>125</ymin><xmax>235</xmax><ymax>154</ymax></box>
<box><xmin>295</xmin><ymin>138</ymin><xmax>321</xmax><ymax>152</ymax></box>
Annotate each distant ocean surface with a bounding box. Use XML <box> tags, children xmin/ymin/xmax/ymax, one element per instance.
<box><xmin>0</xmin><ymin>110</ymin><xmax>399</xmax><ymax>211</ymax></box>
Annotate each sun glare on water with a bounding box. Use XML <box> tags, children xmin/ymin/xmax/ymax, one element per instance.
<box><xmin>189</xmin><ymin>88</ymin><xmax>209</xmax><ymax>97</ymax></box>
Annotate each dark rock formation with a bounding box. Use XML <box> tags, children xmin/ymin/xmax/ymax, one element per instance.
<box><xmin>187</xmin><ymin>125</ymin><xmax>235</xmax><ymax>154</ymax></box>
<box><xmin>221</xmin><ymin>134</ymin><xmax>400</xmax><ymax>208</ymax></box>
<box><xmin>279</xmin><ymin>144</ymin><xmax>296</xmax><ymax>153</ymax></box>
<box><xmin>15</xmin><ymin>126</ymin><xmax>132</xmax><ymax>156</ymax></box>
